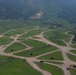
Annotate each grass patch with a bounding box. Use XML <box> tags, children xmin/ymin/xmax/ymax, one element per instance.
<box><xmin>39</xmin><ymin>51</ymin><xmax>63</xmax><ymax>60</ymax></box>
<box><xmin>5</xmin><ymin>42</ymin><xmax>26</xmax><ymax>53</ymax></box>
<box><xmin>18</xmin><ymin>30</ymin><xmax>43</xmax><ymax>40</ymax></box>
<box><xmin>0</xmin><ymin>59</ymin><xmax>42</xmax><ymax>75</ymax></box>
<box><xmin>0</xmin><ymin>37</ymin><xmax>13</xmax><ymax>45</ymax></box>
<box><xmin>70</xmin><ymin>69</ymin><xmax>76</xmax><ymax>75</ymax></box>
<box><xmin>44</xmin><ymin>30</ymin><xmax>71</xmax><ymax>46</ymax></box>
<box><xmin>72</xmin><ymin>37</ymin><xmax>76</xmax><ymax>44</ymax></box>
<box><xmin>36</xmin><ymin>62</ymin><xmax>64</xmax><ymax>75</ymax></box>
<box><xmin>44</xmin><ymin>61</ymin><xmax>63</xmax><ymax>64</ymax></box>
<box><xmin>67</xmin><ymin>53</ymin><xmax>76</xmax><ymax>62</ymax></box>
<box><xmin>21</xmin><ymin>39</ymin><xmax>46</xmax><ymax>48</ymax></box>
<box><xmin>71</xmin><ymin>44</ymin><xmax>76</xmax><ymax>48</ymax></box>
<box><xmin>14</xmin><ymin>46</ymin><xmax>57</xmax><ymax>57</ymax></box>
<box><xmin>0</xmin><ymin>56</ymin><xmax>9</xmax><ymax>61</ymax></box>
<box><xmin>4</xmin><ymin>29</ymin><xmax>26</xmax><ymax>37</ymax></box>
<box><xmin>0</xmin><ymin>57</ymin><xmax>15</xmax><ymax>67</ymax></box>
<box><xmin>70</xmin><ymin>50</ymin><xmax>76</xmax><ymax>54</ymax></box>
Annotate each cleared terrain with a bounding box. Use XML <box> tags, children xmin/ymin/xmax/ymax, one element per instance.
<box><xmin>0</xmin><ymin>21</ymin><xmax>76</xmax><ymax>75</ymax></box>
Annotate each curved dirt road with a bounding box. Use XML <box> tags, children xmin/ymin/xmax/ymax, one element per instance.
<box><xmin>0</xmin><ymin>29</ymin><xmax>76</xmax><ymax>75</ymax></box>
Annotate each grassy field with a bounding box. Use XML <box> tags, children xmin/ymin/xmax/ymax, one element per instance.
<box><xmin>4</xmin><ymin>42</ymin><xmax>26</xmax><ymax>53</ymax></box>
<box><xmin>0</xmin><ymin>56</ymin><xmax>42</xmax><ymax>75</ymax></box>
<box><xmin>4</xmin><ymin>29</ymin><xmax>26</xmax><ymax>37</ymax></box>
<box><xmin>70</xmin><ymin>69</ymin><xmax>76</xmax><ymax>75</ymax></box>
<box><xmin>18</xmin><ymin>30</ymin><xmax>43</xmax><ymax>40</ymax></box>
<box><xmin>0</xmin><ymin>20</ymin><xmax>76</xmax><ymax>75</ymax></box>
<box><xmin>14</xmin><ymin>46</ymin><xmax>57</xmax><ymax>57</ymax></box>
<box><xmin>39</xmin><ymin>51</ymin><xmax>63</xmax><ymax>60</ymax></box>
<box><xmin>0</xmin><ymin>21</ymin><xmax>27</xmax><ymax>34</ymax></box>
<box><xmin>0</xmin><ymin>55</ymin><xmax>9</xmax><ymax>61</ymax></box>
<box><xmin>67</xmin><ymin>53</ymin><xmax>76</xmax><ymax>62</ymax></box>
<box><xmin>70</xmin><ymin>50</ymin><xmax>76</xmax><ymax>54</ymax></box>
<box><xmin>71</xmin><ymin>44</ymin><xmax>76</xmax><ymax>48</ymax></box>
<box><xmin>44</xmin><ymin>30</ymin><xmax>71</xmax><ymax>46</ymax></box>
<box><xmin>0</xmin><ymin>37</ymin><xmax>13</xmax><ymax>45</ymax></box>
<box><xmin>44</xmin><ymin>61</ymin><xmax>63</xmax><ymax>64</ymax></box>
<box><xmin>21</xmin><ymin>39</ymin><xmax>46</xmax><ymax>48</ymax></box>
<box><xmin>36</xmin><ymin>62</ymin><xmax>64</xmax><ymax>75</ymax></box>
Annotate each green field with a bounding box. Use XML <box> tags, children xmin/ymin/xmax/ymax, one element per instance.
<box><xmin>14</xmin><ymin>46</ymin><xmax>57</xmax><ymax>57</ymax></box>
<box><xmin>0</xmin><ymin>37</ymin><xmax>13</xmax><ymax>45</ymax></box>
<box><xmin>44</xmin><ymin>30</ymin><xmax>71</xmax><ymax>46</ymax></box>
<box><xmin>39</xmin><ymin>51</ymin><xmax>63</xmax><ymax>60</ymax></box>
<box><xmin>36</xmin><ymin>62</ymin><xmax>64</xmax><ymax>75</ymax></box>
<box><xmin>0</xmin><ymin>55</ymin><xmax>9</xmax><ymax>61</ymax></box>
<box><xmin>0</xmin><ymin>20</ymin><xmax>76</xmax><ymax>75</ymax></box>
<box><xmin>71</xmin><ymin>44</ymin><xmax>76</xmax><ymax>48</ymax></box>
<box><xmin>18</xmin><ymin>30</ymin><xmax>43</xmax><ymax>40</ymax></box>
<box><xmin>0</xmin><ymin>56</ymin><xmax>42</xmax><ymax>75</ymax></box>
<box><xmin>5</xmin><ymin>42</ymin><xmax>26</xmax><ymax>53</ymax></box>
<box><xmin>20</xmin><ymin>39</ymin><xmax>46</xmax><ymax>48</ymax></box>
<box><xmin>67</xmin><ymin>53</ymin><xmax>76</xmax><ymax>62</ymax></box>
<box><xmin>70</xmin><ymin>50</ymin><xmax>76</xmax><ymax>54</ymax></box>
<box><xmin>70</xmin><ymin>69</ymin><xmax>76</xmax><ymax>75</ymax></box>
<box><xmin>43</xmin><ymin>61</ymin><xmax>63</xmax><ymax>64</ymax></box>
<box><xmin>4</xmin><ymin>29</ymin><xmax>26</xmax><ymax>37</ymax></box>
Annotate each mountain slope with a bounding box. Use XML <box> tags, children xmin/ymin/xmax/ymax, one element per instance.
<box><xmin>0</xmin><ymin>0</ymin><xmax>76</xmax><ymax>23</ymax></box>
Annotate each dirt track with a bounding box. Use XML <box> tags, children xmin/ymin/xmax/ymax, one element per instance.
<box><xmin>0</xmin><ymin>29</ymin><xmax>76</xmax><ymax>75</ymax></box>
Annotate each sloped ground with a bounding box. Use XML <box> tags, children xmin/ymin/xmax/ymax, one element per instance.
<box><xmin>0</xmin><ymin>28</ymin><xmax>76</xmax><ymax>75</ymax></box>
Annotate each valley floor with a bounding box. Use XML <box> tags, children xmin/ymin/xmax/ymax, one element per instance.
<box><xmin>0</xmin><ymin>27</ymin><xmax>76</xmax><ymax>75</ymax></box>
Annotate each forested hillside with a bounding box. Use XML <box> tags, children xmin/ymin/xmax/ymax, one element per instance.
<box><xmin>0</xmin><ymin>0</ymin><xmax>76</xmax><ymax>23</ymax></box>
